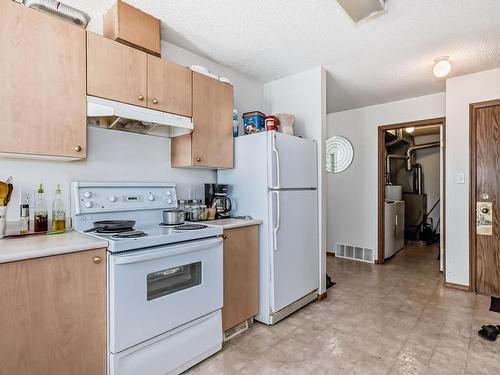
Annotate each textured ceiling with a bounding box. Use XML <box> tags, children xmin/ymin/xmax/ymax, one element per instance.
<box><xmin>66</xmin><ymin>0</ymin><xmax>500</xmax><ymax>112</ymax></box>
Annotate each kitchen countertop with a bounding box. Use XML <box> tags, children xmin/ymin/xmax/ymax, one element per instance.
<box><xmin>0</xmin><ymin>231</ymin><xmax>108</xmax><ymax>264</ymax></box>
<box><xmin>207</xmin><ymin>218</ymin><xmax>262</xmax><ymax>230</ymax></box>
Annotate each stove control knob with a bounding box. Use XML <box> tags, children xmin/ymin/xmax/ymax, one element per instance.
<box><xmin>108</xmin><ymin>195</ymin><xmax>117</xmax><ymax>203</ymax></box>
<box><xmin>166</xmin><ymin>191</ymin><xmax>172</xmax><ymax>196</ymax></box>
<box><xmin>148</xmin><ymin>194</ymin><xmax>155</xmax><ymax>201</ymax></box>
<box><xmin>167</xmin><ymin>198</ymin><xmax>173</xmax><ymax>204</ymax></box>
<box><xmin>84</xmin><ymin>201</ymin><xmax>93</xmax><ymax>209</ymax></box>
<box><xmin>83</xmin><ymin>191</ymin><xmax>92</xmax><ymax>199</ymax></box>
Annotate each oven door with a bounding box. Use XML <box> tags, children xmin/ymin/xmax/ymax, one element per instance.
<box><xmin>109</xmin><ymin>237</ymin><xmax>223</xmax><ymax>353</ymax></box>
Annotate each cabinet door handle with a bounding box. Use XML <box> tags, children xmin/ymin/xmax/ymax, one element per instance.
<box><xmin>138</xmin><ymin>95</ymin><xmax>144</xmax><ymax>101</ymax></box>
<box><xmin>74</xmin><ymin>145</ymin><xmax>82</xmax><ymax>152</ymax></box>
<box><xmin>219</xmin><ymin>234</ymin><xmax>227</xmax><ymax>240</ymax></box>
<box><xmin>196</xmin><ymin>157</ymin><xmax>201</xmax><ymax>162</ymax></box>
<box><xmin>93</xmin><ymin>256</ymin><xmax>102</xmax><ymax>264</ymax></box>
<box><xmin>152</xmin><ymin>98</ymin><xmax>159</xmax><ymax>104</ymax></box>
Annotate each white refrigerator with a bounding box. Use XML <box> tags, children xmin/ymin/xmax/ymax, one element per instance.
<box><xmin>218</xmin><ymin>131</ymin><xmax>319</xmax><ymax>325</ymax></box>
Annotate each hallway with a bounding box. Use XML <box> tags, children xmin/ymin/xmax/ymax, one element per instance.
<box><xmin>187</xmin><ymin>246</ymin><xmax>500</xmax><ymax>374</ymax></box>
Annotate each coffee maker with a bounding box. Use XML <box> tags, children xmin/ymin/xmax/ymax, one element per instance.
<box><xmin>205</xmin><ymin>183</ymin><xmax>233</xmax><ymax>219</ymax></box>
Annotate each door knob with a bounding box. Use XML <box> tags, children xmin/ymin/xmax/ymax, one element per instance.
<box><xmin>152</xmin><ymin>99</ymin><xmax>159</xmax><ymax>104</ymax></box>
<box><xmin>74</xmin><ymin>145</ymin><xmax>82</xmax><ymax>152</ymax></box>
<box><xmin>93</xmin><ymin>256</ymin><xmax>102</xmax><ymax>264</ymax></box>
<box><xmin>138</xmin><ymin>95</ymin><xmax>144</xmax><ymax>101</ymax></box>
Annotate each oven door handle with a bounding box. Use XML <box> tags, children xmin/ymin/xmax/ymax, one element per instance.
<box><xmin>113</xmin><ymin>237</ymin><xmax>223</xmax><ymax>265</ymax></box>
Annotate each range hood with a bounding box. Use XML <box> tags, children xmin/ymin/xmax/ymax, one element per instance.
<box><xmin>87</xmin><ymin>96</ymin><xmax>193</xmax><ymax>138</ymax></box>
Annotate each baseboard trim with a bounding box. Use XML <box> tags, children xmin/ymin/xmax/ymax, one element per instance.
<box><xmin>317</xmin><ymin>291</ymin><xmax>328</xmax><ymax>301</ymax></box>
<box><xmin>445</xmin><ymin>281</ymin><xmax>471</xmax><ymax>292</ymax></box>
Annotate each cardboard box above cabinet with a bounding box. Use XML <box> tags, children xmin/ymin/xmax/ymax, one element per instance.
<box><xmin>103</xmin><ymin>0</ymin><xmax>161</xmax><ymax>57</ymax></box>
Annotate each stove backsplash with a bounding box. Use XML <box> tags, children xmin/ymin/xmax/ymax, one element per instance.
<box><xmin>0</xmin><ymin>127</ymin><xmax>215</xmax><ymax>223</ymax></box>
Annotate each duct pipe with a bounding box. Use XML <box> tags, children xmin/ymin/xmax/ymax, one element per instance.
<box><xmin>386</xmin><ymin>129</ymin><xmax>413</xmax><ymax>148</ymax></box>
<box><xmin>413</xmin><ymin>164</ymin><xmax>423</xmax><ymax>194</ymax></box>
<box><xmin>405</xmin><ymin>141</ymin><xmax>440</xmax><ymax>171</ymax></box>
<box><xmin>385</xmin><ymin>154</ymin><xmax>408</xmax><ymax>185</ymax></box>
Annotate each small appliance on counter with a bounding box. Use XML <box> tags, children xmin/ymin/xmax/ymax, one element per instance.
<box><xmin>205</xmin><ymin>184</ymin><xmax>233</xmax><ymax>219</ymax></box>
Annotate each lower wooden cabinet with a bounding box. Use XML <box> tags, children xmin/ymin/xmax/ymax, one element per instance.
<box><xmin>222</xmin><ymin>225</ymin><xmax>259</xmax><ymax>331</ymax></box>
<box><xmin>0</xmin><ymin>249</ymin><xmax>107</xmax><ymax>375</ymax></box>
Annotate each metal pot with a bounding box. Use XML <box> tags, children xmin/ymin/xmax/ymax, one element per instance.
<box><xmin>162</xmin><ymin>209</ymin><xmax>186</xmax><ymax>225</ymax></box>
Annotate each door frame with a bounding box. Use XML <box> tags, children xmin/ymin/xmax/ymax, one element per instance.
<box><xmin>469</xmin><ymin>99</ymin><xmax>500</xmax><ymax>293</ymax></box>
<box><xmin>377</xmin><ymin>117</ymin><xmax>446</xmax><ymax>264</ymax></box>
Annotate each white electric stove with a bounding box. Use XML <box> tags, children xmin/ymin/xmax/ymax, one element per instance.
<box><xmin>71</xmin><ymin>182</ymin><xmax>223</xmax><ymax>375</ymax></box>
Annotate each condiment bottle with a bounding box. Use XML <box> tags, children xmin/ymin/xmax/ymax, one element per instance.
<box><xmin>34</xmin><ymin>183</ymin><xmax>48</xmax><ymax>232</ymax></box>
<box><xmin>19</xmin><ymin>204</ymin><xmax>30</xmax><ymax>234</ymax></box>
<box><xmin>52</xmin><ymin>184</ymin><xmax>66</xmax><ymax>231</ymax></box>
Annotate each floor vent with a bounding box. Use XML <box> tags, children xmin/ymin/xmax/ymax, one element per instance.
<box><xmin>335</xmin><ymin>243</ymin><xmax>374</xmax><ymax>263</ymax></box>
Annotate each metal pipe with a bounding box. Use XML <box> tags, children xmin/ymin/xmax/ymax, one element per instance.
<box><xmin>386</xmin><ymin>129</ymin><xmax>413</xmax><ymax>148</ymax></box>
<box><xmin>385</xmin><ymin>154</ymin><xmax>408</xmax><ymax>185</ymax></box>
<box><xmin>405</xmin><ymin>141</ymin><xmax>440</xmax><ymax>171</ymax></box>
<box><xmin>413</xmin><ymin>164</ymin><xmax>423</xmax><ymax>194</ymax></box>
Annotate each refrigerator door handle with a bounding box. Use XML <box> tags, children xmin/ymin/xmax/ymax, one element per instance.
<box><xmin>272</xmin><ymin>134</ymin><xmax>281</xmax><ymax>189</ymax></box>
<box><xmin>272</xmin><ymin>191</ymin><xmax>281</xmax><ymax>251</ymax></box>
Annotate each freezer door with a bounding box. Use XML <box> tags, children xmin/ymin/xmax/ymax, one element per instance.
<box><xmin>268</xmin><ymin>132</ymin><xmax>317</xmax><ymax>189</ymax></box>
<box><xmin>269</xmin><ymin>189</ymin><xmax>319</xmax><ymax>313</ymax></box>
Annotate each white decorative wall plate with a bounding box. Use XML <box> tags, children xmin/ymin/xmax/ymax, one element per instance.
<box><xmin>326</xmin><ymin>136</ymin><xmax>354</xmax><ymax>173</ymax></box>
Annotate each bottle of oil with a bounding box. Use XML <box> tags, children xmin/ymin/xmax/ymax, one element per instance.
<box><xmin>34</xmin><ymin>183</ymin><xmax>48</xmax><ymax>232</ymax></box>
<box><xmin>52</xmin><ymin>184</ymin><xmax>66</xmax><ymax>231</ymax></box>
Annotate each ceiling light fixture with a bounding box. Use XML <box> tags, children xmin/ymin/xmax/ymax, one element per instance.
<box><xmin>337</xmin><ymin>0</ymin><xmax>386</xmax><ymax>23</ymax></box>
<box><xmin>433</xmin><ymin>56</ymin><xmax>452</xmax><ymax>78</ymax></box>
<box><xmin>406</xmin><ymin>127</ymin><xmax>415</xmax><ymax>134</ymax></box>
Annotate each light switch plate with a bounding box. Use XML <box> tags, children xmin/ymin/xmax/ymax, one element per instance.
<box><xmin>456</xmin><ymin>173</ymin><xmax>465</xmax><ymax>184</ymax></box>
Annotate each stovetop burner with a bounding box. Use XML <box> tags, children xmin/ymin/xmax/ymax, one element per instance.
<box><xmin>173</xmin><ymin>224</ymin><xmax>208</xmax><ymax>231</ymax></box>
<box><xmin>95</xmin><ymin>227</ymin><xmax>134</xmax><ymax>234</ymax></box>
<box><xmin>159</xmin><ymin>222</ymin><xmax>181</xmax><ymax>227</ymax></box>
<box><xmin>111</xmin><ymin>230</ymin><xmax>148</xmax><ymax>239</ymax></box>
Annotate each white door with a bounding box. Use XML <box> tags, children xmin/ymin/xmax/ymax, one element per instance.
<box><xmin>109</xmin><ymin>238</ymin><xmax>223</xmax><ymax>353</ymax></box>
<box><xmin>268</xmin><ymin>132</ymin><xmax>317</xmax><ymax>189</ymax></box>
<box><xmin>268</xmin><ymin>189</ymin><xmax>319</xmax><ymax>313</ymax></box>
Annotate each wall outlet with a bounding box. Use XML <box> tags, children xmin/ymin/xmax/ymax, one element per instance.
<box><xmin>456</xmin><ymin>173</ymin><xmax>465</xmax><ymax>184</ymax></box>
<box><xmin>20</xmin><ymin>189</ymin><xmax>33</xmax><ymax>206</ymax></box>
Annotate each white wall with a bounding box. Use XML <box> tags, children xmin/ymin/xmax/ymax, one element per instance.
<box><xmin>326</xmin><ymin>93</ymin><xmax>446</xmax><ymax>259</ymax></box>
<box><xmin>445</xmin><ymin>67</ymin><xmax>500</xmax><ymax>286</ymax></box>
<box><xmin>162</xmin><ymin>42</ymin><xmax>263</xmax><ymax>117</ymax></box>
<box><xmin>263</xmin><ymin>67</ymin><xmax>328</xmax><ymax>293</ymax></box>
<box><xmin>0</xmin><ymin>27</ymin><xmax>264</xmax><ymax>222</ymax></box>
<box><xmin>0</xmin><ymin>128</ymin><xmax>216</xmax><ymax>221</ymax></box>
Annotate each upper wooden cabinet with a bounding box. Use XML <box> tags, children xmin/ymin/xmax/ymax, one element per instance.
<box><xmin>87</xmin><ymin>32</ymin><xmax>147</xmax><ymax>108</ymax></box>
<box><xmin>104</xmin><ymin>0</ymin><xmax>161</xmax><ymax>57</ymax></box>
<box><xmin>147</xmin><ymin>55</ymin><xmax>192</xmax><ymax>117</ymax></box>
<box><xmin>0</xmin><ymin>1</ymin><xmax>86</xmax><ymax>159</ymax></box>
<box><xmin>87</xmin><ymin>32</ymin><xmax>192</xmax><ymax>117</ymax></box>
<box><xmin>172</xmin><ymin>72</ymin><xmax>234</xmax><ymax>169</ymax></box>
<box><xmin>0</xmin><ymin>249</ymin><xmax>107</xmax><ymax>375</ymax></box>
